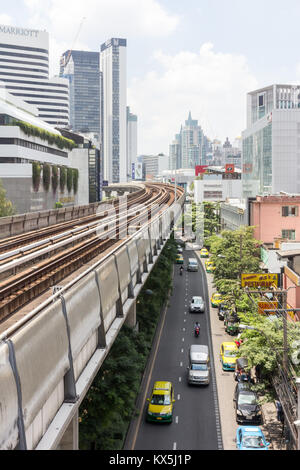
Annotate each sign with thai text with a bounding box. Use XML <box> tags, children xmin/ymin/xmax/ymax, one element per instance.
<box><xmin>258</xmin><ymin>301</ymin><xmax>278</xmax><ymax>315</ymax></box>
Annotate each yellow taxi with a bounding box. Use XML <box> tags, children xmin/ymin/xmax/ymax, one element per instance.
<box><xmin>220</xmin><ymin>342</ymin><xmax>239</xmax><ymax>371</ymax></box>
<box><xmin>200</xmin><ymin>248</ymin><xmax>209</xmax><ymax>258</ymax></box>
<box><xmin>146</xmin><ymin>381</ymin><xmax>175</xmax><ymax>423</ymax></box>
<box><xmin>211</xmin><ymin>292</ymin><xmax>224</xmax><ymax>307</ymax></box>
<box><xmin>176</xmin><ymin>254</ymin><xmax>184</xmax><ymax>264</ymax></box>
<box><xmin>205</xmin><ymin>260</ymin><xmax>216</xmax><ymax>273</ymax></box>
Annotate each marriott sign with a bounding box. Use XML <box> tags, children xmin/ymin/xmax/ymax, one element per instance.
<box><xmin>0</xmin><ymin>25</ymin><xmax>39</xmax><ymax>38</ymax></box>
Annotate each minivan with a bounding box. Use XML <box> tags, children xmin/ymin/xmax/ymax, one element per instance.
<box><xmin>187</xmin><ymin>345</ymin><xmax>210</xmax><ymax>385</ymax></box>
<box><xmin>187</xmin><ymin>258</ymin><xmax>198</xmax><ymax>272</ymax></box>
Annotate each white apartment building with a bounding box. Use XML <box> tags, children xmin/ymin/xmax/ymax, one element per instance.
<box><xmin>100</xmin><ymin>38</ymin><xmax>127</xmax><ymax>183</ymax></box>
<box><xmin>242</xmin><ymin>84</ymin><xmax>300</xmax><ymax>198</ymax></box>
<box><xmin>0</xmin><ymin>24</ymin><xmax>69</xmax><ymax>127</ymax></box>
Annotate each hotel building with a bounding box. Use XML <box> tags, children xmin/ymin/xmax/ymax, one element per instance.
<box><xmin>0</xmin><ymin>24</ymin><xmax>69</xmax><ymax>127</ymax></box>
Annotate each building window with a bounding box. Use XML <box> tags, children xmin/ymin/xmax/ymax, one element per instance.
<box><xmin>282</xmin><ymin>206</ymin><xmax>299</xmax><ymax>217</ymax></box>
<box><xmin>282</xmin><ymin>229</ymin><xmax>296</xmax><ymax>240</ymax></box>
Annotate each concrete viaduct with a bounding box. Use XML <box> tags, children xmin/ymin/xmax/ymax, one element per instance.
<box><xmin>0</xmin><ymin>184</ymin><xmax>185</xmax><ymax>450</ymax></box>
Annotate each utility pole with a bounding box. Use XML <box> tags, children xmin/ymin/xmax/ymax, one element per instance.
<box><xmin>282</xmin><ymin>289</ymin><xmax>288</xmax><ymax>372</ymax></box>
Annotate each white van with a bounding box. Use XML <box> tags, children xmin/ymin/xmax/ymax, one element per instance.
<box><xmin>187</xmin><ymin>345</ymin><xmax>210</xmax><ymax>385</ymax></box>
<box><xmin>187</xmin><ymin>258</ymin><xmax>198</xmax><ymax>272</ymax></box>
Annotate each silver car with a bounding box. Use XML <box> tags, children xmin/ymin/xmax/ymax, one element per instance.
<box><xmin>189</xmin><ymin>296</ymin><xmax>205</xmax><ymax>313</ymax></box>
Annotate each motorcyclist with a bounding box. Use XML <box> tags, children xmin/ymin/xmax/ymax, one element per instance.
<box><xmin>194</xmin><ymin>321</ymin><xmax>200</xmax><ymax>333</ymax></box>
<box><xmin>179</xmin><ymin>265</ymin><xmax>184</xmax><ymax>275</ymax></box>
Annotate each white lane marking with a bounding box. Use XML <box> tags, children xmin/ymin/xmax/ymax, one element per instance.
<box><xmin>180</xmin><ymin>362</ymin><xmax>183</xmax><ymax>367</ymax></box>
<box><xmin>179</xmin><ymin>377</ymin><xmax>182</xmax><ymax>382</ymax></box>
<box><xmin>182</xmin><ymin>337</ymin><xmax>185</xmax><ymax>342</ymax></box>
<box><xmin>183</xmin><ymin>328</ymin><xmax>186</xmax><ymax>332</ymax></box>
<box><xmin>177</xmin><ymin>394</ymin><xmax>181</xmax><ymax>400</ymax></box>
<box><xmin>175</xmin><ymin>416</ymin><xmax>179</xmax><ymax>424</ymax></box>
<box><xmin>181</xmin><ymin>348</ymin><xmax>184</xmax><ymax>353</ymax></box>
<box><xmin>173</xmin><ymin>442</ymin><xmax>177</xmax><ymax>450</ymax></box>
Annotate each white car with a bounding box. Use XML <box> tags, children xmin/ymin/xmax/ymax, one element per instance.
<box><xmin>189</xmin><ymin>296</ymin><xmax>205</xmax><ymax>313</ymax></box>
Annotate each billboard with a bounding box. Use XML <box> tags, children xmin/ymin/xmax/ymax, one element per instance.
<box><xmin>134</xmin><ymin>162</ymin><xmax>143</xmax><ymax>180</ymax></box>
<box><xmin>241</xmin><ymin>273</ymin><xmax>279</xmax><ymax>288</ymax></box>
<box><xmin>258</xmin><ymin>301</ymin><xmax>278</xmax><ymax>315</ymax></box>
<box><xmin>195</xmin><ymin>165</ymin><xmax>208</xmax><ymax>176</ymax></box>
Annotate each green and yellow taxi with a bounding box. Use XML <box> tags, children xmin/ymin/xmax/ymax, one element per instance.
<box><xmin>220</xmin><ymin>342</ymin><xmax>239</xmax><ymax>371</ymax></box>
<box><xmin>146</xmin><ymin>381</ymin><xmax>175</xmax><ymax>423</ymax></box>
<box><xmin>211</xmin><ymin>292</ymin><xmax>224</xmax><ymax>307</ymax></box>
<box><xmin>205</xmin><ymin>260</ymin><xmax>216</xmax><ymax>273</ymax></box>
<box><xmin>176</xmin><ymin>254</ymin><xmax>184</xmax><ymax>264</ymax></box>
<box><xmin>200</xmin><ymin>248</ymin><xmax>209</xmax><ymax>258</ymax></box>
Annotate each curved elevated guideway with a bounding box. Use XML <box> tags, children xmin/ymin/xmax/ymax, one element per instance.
<box><xmin>0</xmin><ymin>182</ymin><xmax>185</xmax><ymax>450</ymax></box>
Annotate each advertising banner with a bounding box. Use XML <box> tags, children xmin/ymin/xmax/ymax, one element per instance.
<box><xmin>258</xmin><ymin>301</ymin><xmax>278</xmax><ymax>315</ymax></box>
<box><xmin>241</xmin><ymin>273</ymin><xmax>279</xmax><ymax>288</ymax></box>
<box><xmin>195</xmin><ymin>165</ymin><xmax>208</xmax><ymax>176</ymax></box>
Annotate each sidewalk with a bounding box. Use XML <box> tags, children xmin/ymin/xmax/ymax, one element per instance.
<box><xmin>195</xmin><ymin>251</ymin><xmax>287</xmax><ymax>451</ymax></box>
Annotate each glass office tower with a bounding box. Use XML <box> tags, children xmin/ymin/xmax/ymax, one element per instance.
<box><xmin>60</xmin><ymin>50</ymin><xmax>100</xmax><ymax>138</ymax></box>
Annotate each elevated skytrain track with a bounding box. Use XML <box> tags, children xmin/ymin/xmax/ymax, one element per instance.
<box><xmin>0</xmin><ymin>183</ymin><xmax>184</xmax><ymax>325</ymax></box>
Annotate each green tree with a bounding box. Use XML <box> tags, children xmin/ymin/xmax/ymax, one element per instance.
<box><xmin>209</xmin><ymin>226</ymin><xmax>261</xmax><ymax>281</ymax></box>
<box><xmin>0</xmin><ymin>179</ymin><xmax>15</xmax><ymax>217</ymax></box>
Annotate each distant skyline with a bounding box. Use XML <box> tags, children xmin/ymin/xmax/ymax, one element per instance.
<box><xmin>2</xmin><ymin>0</ymin><xmax>300</xmax><ymax>155</ymax></box>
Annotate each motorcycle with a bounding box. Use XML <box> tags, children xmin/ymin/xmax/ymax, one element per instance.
<box><xmin>179</xmin><ymin>267</ymin><xmax>184</xmax><ymax>276</ymax></box>
<box><xmin>194</xmin><ymin>326</ymin><xmax>200</xmax><ymax>337</ymax></box>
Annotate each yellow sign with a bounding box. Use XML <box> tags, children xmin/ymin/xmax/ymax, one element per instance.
<box><xmin>241</xmin><ymin>273</ymin><xmax>279</xmax><ymax>288</ymax></box>
<box><xmin>258</xmin><ymin>301</ymin><xmax>278</xmax><ymax>315</ymax></box>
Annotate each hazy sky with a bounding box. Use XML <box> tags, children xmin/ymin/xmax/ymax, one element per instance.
<box><xmin>2</xmin><ymin>0</ymin><xmax>300</xmax><ymax>154</ymax></box>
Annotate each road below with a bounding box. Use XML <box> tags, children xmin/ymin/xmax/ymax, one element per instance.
<box><xmin>127</xmin><ymin>248</ymin><xmax>223</xmax><ymax>451</ymax></box>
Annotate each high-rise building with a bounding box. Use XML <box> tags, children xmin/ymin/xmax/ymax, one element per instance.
<box><xmin>126</xmin><ymin>106</ymin><xmax>137</xmax><ymax>179</ymax></box>
<box><xmin>169</xmin><ymin>133</ymin><xmax>181</xmax><ymax>170</ymax></box>
<box><xmin>242</xmin><ymin>84</ymin><xmax>300</xmax><ymax>198</ymax></box>
<box><xmin>59</xmin><ymin>50</ymin><xmax>100</xmax><ymax>139</ymax></box>
<box><xmin>0</xmin><ymin>24</ymin><xmax>69</xmax><ymax>127</ymax></box>
<box><xmin>100</xmin><ymin>38</ymin><xmax>127</xmax><ymax>183</ymax></box>
<box><xmin>180</xmin><ymin>111</ymin><xmax>203</xmax><ymax>168</ymax></box>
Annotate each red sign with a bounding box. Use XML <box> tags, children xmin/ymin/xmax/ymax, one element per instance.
<box><xmin>195</xmin><ymin>165</ymin><xmax>208</xmax><ymax>176</ymax></box>
<box><xmin>225</xmin><ymin>164</ymin><xmax>235</xmax><ymax>173</ymax></box>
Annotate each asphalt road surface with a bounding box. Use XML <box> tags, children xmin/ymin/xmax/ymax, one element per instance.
<box><xmin>131</xmin><ymin>250</ymin><xmax>223</xmax><ymax>451</ymax></box>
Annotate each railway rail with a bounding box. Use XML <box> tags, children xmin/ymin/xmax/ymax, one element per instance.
<box><xmin>0</xmin><ymin>183</ymin><xmax>183</xmax><ymax>323</ymax></box>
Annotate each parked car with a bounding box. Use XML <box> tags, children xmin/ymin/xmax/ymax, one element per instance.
<box><xmin>220</xmin><ymin>341</ymin><xmax>238</xmax><ymax>371</ymax></box>
<box><xmin>211</xmin><ymin>292</ymin><xmax>224</xmax><ymax>308</ymax></box>
<box><xmin>233</xmin><ymin>382</ymin><xmax>262</xmax><ymax>424</ymax></box>
<box><xmin>205</xmin><ymin>259</ymin><xmax>215</xmax><ymax>272</ymax></box>
<box><xmin>146</xmin><ymin>381</ymin><xmax>175</xmax><ymax>423</ymax></box>
<box><xmin>224</xmin><ymin>312</ymin><xmax>240</xmax><ymax>336</ymax></box>
<box><xmin>236</xmin><ymin>426</ymin><xmax>270</xmax><ymax>450</ymax></box>
<box><xmin>200</xmin><ymin>248</ymin><xmax>209</xmax><ymax>258</ymax></box>
<box><xmin>189</xmin><ymin>296</ymin><xmax>205</xmax><ymax>313</ymax></box>
<box><xmin>218</xmin><ymin>303</ymin><xmax>229</xmax><ymax>321</ymax></box>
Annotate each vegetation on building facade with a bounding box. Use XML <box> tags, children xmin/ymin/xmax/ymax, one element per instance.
<box><xmin>11</xmin><ymin>119</ymin><xmax>77</xmax><ymax>150</ymax></box>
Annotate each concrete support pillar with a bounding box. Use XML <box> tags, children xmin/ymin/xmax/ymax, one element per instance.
<box><xmin>58</xmin><ymin>411</ymin><xmax>79</xmax><ymax>450</ymax></box>
<box><xmin>125</xmin><ymin>301</ymin><xmax>136</xmax><ymax>328</ymax></box>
